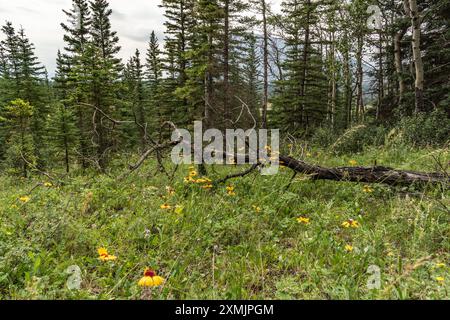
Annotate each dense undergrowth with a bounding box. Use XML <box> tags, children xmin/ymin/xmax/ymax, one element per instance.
<box><xmin>0</xmin><ymin>143</ymin><xmax>448</xmax><ymax>299</ymax></box>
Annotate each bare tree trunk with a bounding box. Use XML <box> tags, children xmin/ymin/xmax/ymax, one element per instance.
<box><xmin>408</xmin><ymin>0</ymin><xmax>425</xmax><ymax>113</ymax></box>
<box><xmin>299</xmin><ymin>2</ymin><xmax>311</xmax><ymax>127</ymax></box>
<box><xmin>394</xmin><ymin>27</ymin><xmax>407</xmax><ymax>103</ymax></box>
<box><xmin>356</xmin><ymin>34</ymin><xmax>365</xmax><ymax>122</ymax></box>
<box><xmin>261</xmin><ymin>0</ymin><xmax>269</xmax><ymax>129</ymax></box>
<box><xmin>377</xmin><ymin>30</ymin><xmax>384</xmax><ymax>120</ymax></box>
<box><xmin>205</xmin><ymin>29</ymin><xmax>214</xmax><ymax>129</ymax></box>
<box><xmin>223</xmin><ymin>0</ymin><xmax>230</xmax><ymax>125</ymax></box>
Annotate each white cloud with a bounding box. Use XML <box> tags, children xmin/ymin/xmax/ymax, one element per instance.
<box><xmin>0</xmin><ymin>0</ymin><xmax>282</xmax><ymax>76</ymax></box>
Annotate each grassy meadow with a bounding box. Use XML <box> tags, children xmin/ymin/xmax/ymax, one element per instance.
<box><xmin>0</xmin><ymin>144</ymin><xmax>448</xmax><ymax>300</ymax></box>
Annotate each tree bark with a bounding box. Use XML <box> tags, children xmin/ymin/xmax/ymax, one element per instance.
<box><xmin>394</xmin><ymin>28</ymin><xmax>407</xmax><ymax>103</ymax></box>
<box><xmin>279</xmin><ymin>155</ymin><xmax>448</xmax><ymax>186</ymax></box>
<box><xmin>223</xmin><ymin>0</ymin><xmax>230</xmax><ymax>125</ymax></box>
<box><xmin>261</xmin><ymin>0</ymin><xmax>269</xmax><ymax>129</ymax></box>
<box><xmin>408</xmin><ymin>0</ymin><xmax>425</xmax><ymax>113</ymax></box>
<box><xmin>356</xmin><ymin>34</ymin><xmax>365</xmax><ymax>122</ymax></box>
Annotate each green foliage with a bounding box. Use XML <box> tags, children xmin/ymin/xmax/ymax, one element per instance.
<box><xmin>0</xmin><ymin>146</ymin><xmax>448</xmax><ymax>299</ymax></box>
<box><xmin>311</xmin><ymin>124</ymin><xmax>388</xmax><ymax>154</ymax></box>
<box><xmin>396</xmin><ymin>110</ymin><xmax>450</xmax><ymax>146</ymax></box>
<box><xmin>0</xmin><ymin>99</ymin><xmax>37</xmax><ymax>176</ymax></box>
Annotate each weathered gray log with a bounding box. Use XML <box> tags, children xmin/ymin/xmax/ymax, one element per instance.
<box><xmin>279</xmin><ymin>155</ymin><xmax>449</xmax><ymax>186</ymax></box>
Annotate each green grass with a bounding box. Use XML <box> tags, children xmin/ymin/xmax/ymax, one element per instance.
<box><xmin>0</xmin><ymin>144</ymin><xmax>448</xmax><ymax>299</ymax></box>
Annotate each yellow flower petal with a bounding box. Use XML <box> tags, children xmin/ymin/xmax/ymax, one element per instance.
<box><xmin>19</xmin><ymin>196</ymin><xmax>30</xmax><ymax>203</ymax></box>
<box><xmin>152</xmin><ymin>276</ymin><xmax>165</xmax><ymax>286</ymax></box>
<box><xmin>98</xmin><ymin>248</ymin><xmax>108</xmax><ymax>256</ymax></box>
<box><xmin>138</xmin><ymin>276</ymin><xmax>155</xmax><ymax>287</ymax></box>
<box><xmin>297</xmin><ymin>217</ymin><xmax>310</xmax><ymax>225</ymax></box>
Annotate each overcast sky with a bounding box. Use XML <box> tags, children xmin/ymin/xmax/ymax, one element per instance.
<box><xmin>0</xmin><ymin>0</ymin><xmax>281</xmax><ymax>76</ymax></box>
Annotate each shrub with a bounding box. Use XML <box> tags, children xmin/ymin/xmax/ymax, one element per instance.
<box><xmin>397</xmin><ymin>110</ymin><xmax>450</xmax><ymax>146</ymax></box>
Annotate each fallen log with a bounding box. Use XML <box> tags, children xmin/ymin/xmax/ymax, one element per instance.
<box><xmin>279</xmin><ymin>155</ymin><xmax>449</xmax><ymax>186</ymax></box>
<box><xmin>121</xmin><ymin>133</ymin><xmax>448</xmax><ymax>187</ymax></box>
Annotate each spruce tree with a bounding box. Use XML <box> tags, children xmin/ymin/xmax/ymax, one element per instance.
<box><xmin>60</xmin><ymin>0</ymin><xmax>92</xmax><ymax>168</ymax></box>
<box><xmin>87</xmin><ymin>0</ymin><xmax>123</xmax><ymax>169</ymax></box>
<box><xmin>51</xmin><ymin>50</ymin><xmax>78</xmax><ymax>173</ymax></box>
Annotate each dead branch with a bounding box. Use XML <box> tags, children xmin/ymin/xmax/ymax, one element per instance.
<box><xmin>279</xmin><ymin>155</ymin><xmax>449</xmax><ymax>186</ymax></box>
<box><xmin>215</xmin><ymin>164</ymin><xmax>260</xmax><ymax>185</ymax></box>
<box><xmin>119</xmin><ymin>138</ymin><xmax>182</xmax><ymax>180</ymax></box>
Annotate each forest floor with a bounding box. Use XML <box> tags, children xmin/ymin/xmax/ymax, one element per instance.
<box><xmin>0</xmin><ymin>144</ymin><xmax>448</xmax><ymax>299</ymax></box>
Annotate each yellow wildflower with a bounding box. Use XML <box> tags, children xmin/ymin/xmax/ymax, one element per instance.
<box><xmin>44</xmin><ymin>182</ymin><xmax>53</xmax><ymax>187</ymax></box>
<box><xmin>174</xmin><ymin>205</ymin><xmax>184</xmax><ymax>215</ymax></box>
<box><xmin>226</xmin><ymin>185</ymin><xmax>236</xmax><ymax>196</ymax></box>
<box><xmin>189</xmin><ymin>170</ymin><xmax>197</xmax><ymax>177</ymax></box>
<box><xmin>349</xmin><ymin>160</ymin><xmax>358</xmax><ymax>166</ymax></box>
<box><xmin>342</xmin><ymin>219</ymin><xmax>360</xmax><ymax>228</ymax></box>
<box><xmin>363</xmin><ymin>185</ymin><xmax>374</xmax><ymax>193</ymax></box>
<box><xmin>297</xmin><ymin>217</ymin><xmax>310</xmax><ymax>225</ymax></box>
<box><xmin>436</xmin><ymin>277</ymin><xmax>445</xmax><ymax>284</ymax></box>
<box><xmin>160</xmin><ymin>204</ymin><xmax>171</xmax><ymax>210</ymax></box>
<box><xmin>344</xmin><ymin>245</ymin><xmax>354</xmax><ymax>252</ymax></box>
<box><xmin>252</xmin><ymin>205</ymin><xmax>262</xmax><ymax>213</ymax></box>
<box><xmin>202</xmin><ymin>184</ymin><xmax>213</xmax><ymax>189</ymax></box>
<box><xmin>435</xmin><ymin>263</ymin><xmax>446</xmax><ymax>268</ymax></box>
<box><xmin>97</xmin><ymin>247</ymin><xmax>117</xmax><ymax>261</ymax></box>
<box><xmin>19</xmin><ymin>196</ymin><xmax>30</xmax><ymax>203</ymax></box>
<box><xmin>138</xmin><ymin>269</ymin><xmax>165</xmax><ymax>287</ymax></box>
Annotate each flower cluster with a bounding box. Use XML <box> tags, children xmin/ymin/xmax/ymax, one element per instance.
<box><xmin>252</xmin><ymin>205</ymin><xmax>262</xmax><ymax>213</ymax></box>
<box><xmin>363</xmin><ymin>185</ymin><xmax>374</xmax><ymax>193</ymax></box>
<box><xmin>341</xmin><ymin>219</ymin><xmax>360</xmax><ymax>229</ymax></box>
<box><xmin>96</xmin><ymin>248</ymin><xmax>165</xmax><ymax>288</ymax></box>
<box><xmin>19</xmin><ymin>196</ymin><xmax>30</xmax><ymax>203</ymax></box>
<box><xmin>344</xmin><ymin>244</ymin><xmax>354</xmax><ymax>252</ymax></box>
<box><xmin>296</xmin><ymin>217</ymin><xmax>310</xmax><ymax>225</ymax></box>
<box><xmin>226</xmin><ymin>185</ymin><xmax>236</xmax><ymax>196</ymax></box>
<box><xmin>97</xmin><ymin>248</ymin><xmax>117</xmax><ymax>261</ymax></box>
<box><xmin>184</xmin><ymin>167</ymin><xmax>213</xmax><ymax>189</ymax></box>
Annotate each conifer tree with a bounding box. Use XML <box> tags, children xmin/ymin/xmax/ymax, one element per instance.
<box><xmin>160</xmin><ymin>0</ymin><xmax>196</xmax><ymax>125</ymax></box>
<box><xmin>145</xmin><ymin>31</ymin><xmax>164</xmax><ymax>127</ymax></box>
<box><xmin>125</xmin><ymin>49</ymin><xmax>147</xmax><ymax>150</ymax></box>
<box><xmin>60</xmin><ymin>0</ymin><xmax>92</xmax><ymax>168</ymax></box>
<box><xmin>51</xmin><ymin>50</ymin><xmax>78</xmax><ymax>173</ymax></box>
<box><xmin>87</xmin><ymin>0</ymin><xmax>122</xmax><ymax>169</ymax></box>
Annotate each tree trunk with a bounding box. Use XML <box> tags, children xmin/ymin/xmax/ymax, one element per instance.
<box><xmin>299</xmin><ymin>2</ymin><xmax>311</xmax><ymax>127</ymax></box>
<box><xmin>394</xmin><ymin>28</ymin><xmax>407</xmax><ymax>103</ymax></box>
<box><xmin>223</xmin><ymin>0</ymin><xmax>230</xmax><ymax>125</ymax></box>
<box><xmin>261</xmin><ymin>0</ymin><xmax>269</xmax><ymax>129</ymax></box>
<box><xmin>408</xmin><ymin>0</ymin><xmax>425</xmax><ymax>113</ymax></box>
<box><xmin>377</xmin><ymin>30</ymin><xmax>384</xmax><ymax>120</ymax></box>
<box><xmin>356</xmin><ymin>34</ymin><xmax>364</xmax><ymax>122</ymax></box>
<box><xmin>279</xmin><ymin>155</ymin><xmax>449</xmax><ymax>186</ymax></box>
